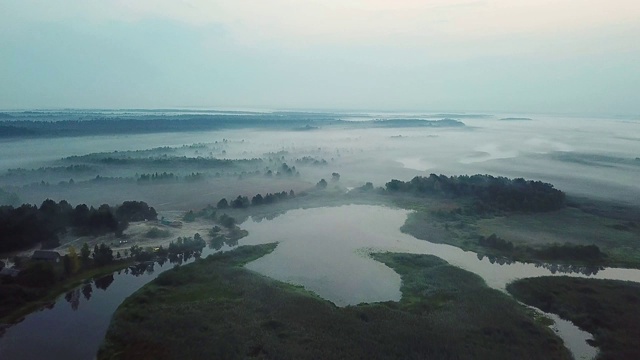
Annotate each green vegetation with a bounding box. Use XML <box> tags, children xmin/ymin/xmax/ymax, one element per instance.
<box><xmin>0</xmin><ymin>113</ymin><xmax>466</xmax><ymax>139</ymax></box>
<box><xmin>99</xmin><ymin>245</ymin><xmax>570</xmax><ymax>360</ymax></box>
<box><xmin>475</xmin><ymin>206</ymin><xmax>640</xmax><ymax>268</ymax></box>
<box><xmin>386</xmin><ymin>174</ymin><xmax>565</xmax><ymax>213</ymax></box>
<box><xmin>0</xmin><ymin>244</ymin><xmax>131</xmax><ymax>323</ymax></box>
<box><xmin>182</xmin><ymin>210</ymin><xmax>197</xmax><ymax>222</ymax></box>
<box><xmin>476</xmin><ymin>234</ymin><xmax>605</xmax><ymax>263</ymax></box>
<box><xmin>115</xmin><ymin>201</ymin><xmax>158</xmax><ymax>222</ymax></box>
<box><xmin>64</xmin><ymin>154</ymin><xmax>262</xmax><ymax>169</ymax></box>
<box><xmin>508</xmin><ymin>277</ymin><xmax>640</xmax><ymax>360</ymax></box>
<box><xmin>316</xmin><ymin>178</ymin><xmax>328</xmax><ymax>189</ymax></box>
<box><xmin>144</xmin><ymin>227</ymin><xmax>171</xmax><ymax>239</ymax></box>
<box><xmin>396</xmin><ymin>192</ymin><xmax>640</xmax><ymax>268</ymax></box>
<box><xmin>167</xmin><ymin>235</ymin><xmax>206</xmax><ymax>255</ymax></box>
<box><xmin>218</xmin><ymin>214</ymin><xmax>236</xmax><ymax>228</ymax></box>
<box><xmin>477</xmin><ymin>233</ymin><xmax>515</xmax><ymax>251</ymax></box>
<box><xmin>0</xmin><ymin>187</ymin><xmax>20</xmax><ymax>206</ymax></box>
<box><xmin>137</xmin><ymin>172</ymin><xmax>176</xmax><ymax>182</ymax></box>
<box><xmin>209</xmin><ymin>226</ymin><xmax>248</xmax><ymax>250</ymax></box>
<box><xmin>132</xmin><ymin>235</ymin><xmax>207</xmax><ymax>262</ymax></box>
<box><xmin>0</xmin><ymin>199</ymin><xmax>156</xmax><ymax>252</ymax></box>
<box><xmin>216</xmin><ymin>190</ymin><xmax>296</xmax><ymax>210</ymax></box>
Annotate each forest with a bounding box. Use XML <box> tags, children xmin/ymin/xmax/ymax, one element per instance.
<box><xmin>386</xmin><ymin>174</ymin><xmax>566</xmax><ymax>212</ymax></box>
<box><xmin>0</xmin><ymin>200</ymin><xmax>157</xmax><ymax>252</ymax></box>
<box><xmin>0</xmin><ymin>112</ymin><xmax>466</xmax><ymax>139</ymax></box>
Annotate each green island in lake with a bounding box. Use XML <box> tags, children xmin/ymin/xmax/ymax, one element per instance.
<box><xmin>99</xmin><ymin>243</ymin><xmax>571</xmax><ymax>360</ymax></box>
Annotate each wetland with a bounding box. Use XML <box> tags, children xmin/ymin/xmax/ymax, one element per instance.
<box><xmin>1</xmin><ymin>111</ymin><xmax>639</xmax><ymax>359</ymax></box>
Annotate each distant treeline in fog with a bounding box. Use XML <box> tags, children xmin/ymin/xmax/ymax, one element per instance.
<box><xmin>0</xmin><ymin>200</ymin><xmax>157</xmax><ymax>253</ymax></box>
<box><xmin>0</xmin><ymin>112</ymin><xmax>465</xmax><ymax>138</ymax></box>
<box><xmin>386</xmin><ymin>174</ymin><xmax>565</xmax><ymax>212</ymax></box>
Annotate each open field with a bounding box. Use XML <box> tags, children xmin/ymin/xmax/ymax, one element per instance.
<box><xmin>476</xmin><ymin>207</ymin><xmax>637</xmax><ymax>248</ymax></box>
<box><xmin>397</xmin><ymin>193</ymin><xmax>640</xmax><ymax>269</ymax></box>
<box><xmin>476</xmin><ymin>207</ymin><xmax>640</xmax><ymax>267</ymax></box>
<box><xmin>56</xmin><ymin>217</ymin><xmax>214</xmax><ymax>255</ymax></box>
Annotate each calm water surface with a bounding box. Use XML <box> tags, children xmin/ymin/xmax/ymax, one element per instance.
<box><xmin>0</xmin><ymin>251</ymin><xmax>228</xmax><ymax>359</ymax></box>
<box><xmin>241</xmin><ymin>205</ymin><xmax>640</xmax><ymax>304</ymax></box>
<box><xmin>240</xmin><ymin>205</ymin><xmax>638</xmax><ymax>360</ymax></box>
<box><xmin>2</xmin><ymin>205</ymin><xmax>639</xmax><ymax>359</ymax></box>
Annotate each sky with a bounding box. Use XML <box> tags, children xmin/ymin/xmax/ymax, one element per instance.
<box><xmin>1</xmin><ymin>0</ymin><xmax>639</xmax><ymax>114</ymax></box>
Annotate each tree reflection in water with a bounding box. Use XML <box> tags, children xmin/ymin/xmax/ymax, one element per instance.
<box><xmin>94</xmin><ymin>274</ymin><xmax>114</xmax><ymax>290</ymax></box>
<box><xmin>81</xmin><ymin>283</ymin><xmax>92</xmax><ymax>301</ymax></box>
<box><xmin>477</xmin><ymin>253</ymin><xmax>603</xmax><ymax>276</ymax></box>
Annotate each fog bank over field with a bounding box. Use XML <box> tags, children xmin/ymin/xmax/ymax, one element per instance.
<box><xmin>0</xmin><ymin>111</ymin><xmax>638</xmax><ymax>208</ymax></box>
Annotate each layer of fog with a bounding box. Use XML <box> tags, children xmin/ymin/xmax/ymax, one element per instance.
<box><xmin>0</xmin><ymin>114</ymin><xmax>638</xmax><ymax>209</ymax></box>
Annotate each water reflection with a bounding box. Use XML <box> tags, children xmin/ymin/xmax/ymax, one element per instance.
<box><xmin>238</xmin><ymin>205</ymin><xmax>639</xmax><ymax>360</ymax></box>
<box><xmin>1</xmin><ymin>205</ymin><xmax>638</xmax><ymax>360</ymax></box>
<box><xmin>81</xmin><ymin>283</ymin><xmax>92</xmax><ymax>301</ymax></box>
<box><xmin>62</xmin><ymin>276</ymin><xmax>114</xmax><ymax>312</ymax></box>
<box><xmin>209</xmin><ymin>236</ymin><xmax>239</xmax><ymax>250</ymax></box>
<box><xmin>94</xmin><ymin>274</ymin><xmax>115</xmax><ymax>291</ymax></box>
<box><xmin>239</xmin><ymin>205</ymin><xmax>640</xmax><ymax>305</ymax></box>
<box><xmin>477</xmin><ymin>253</ymin><xmax>604</xmax><ymax>276</ymax></box>
<box><xmin>64</xmin><ymin>289</ymin><xmax>80</xmax><ymax>311</ymax></box>
<box><xmin>0</xmin><ymin>242</ymin><xmax>210</xmax><ymax>360</ymax></box>
<box><xmin>250</xmin><ymin>211</ymin><xmax>286</xmax><ymax>223</ymax></box>
<box><xmin>538</xmin><ymin>262</ymin><xmax>603</xmax><ymax>276</ymax></box>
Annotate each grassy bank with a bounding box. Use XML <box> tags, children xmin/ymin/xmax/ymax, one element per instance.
<box><xmin>395</xmin><ymin>194</ymin><xmax>640</xmax><ymax>269</ymax></box>
<box><xmin>99</xmin><ymin>244</ymin><xmax>570</xmax><ymax>360</ymax></box>
<box><xmin>507</xmin><ymin>277</ymin><xmax>640</xmax><ymax>360</ymax></box>
<box><xmin>0</xmin><ymin>259</ymin><xmax>133</xmax><ymax>324</ymax></box>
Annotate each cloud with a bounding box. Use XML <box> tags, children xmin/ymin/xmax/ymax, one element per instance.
<box><xmin>1</xmin><ymin>0</ymin><xmax>638</xmax><ymax>112</ymax></box>
<box><xmin>2</xmin><ymin>1</ymin><xmax>638</xmax><ymax>61</ymax></box>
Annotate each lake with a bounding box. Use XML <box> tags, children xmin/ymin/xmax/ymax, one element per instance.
<box><xmin>2</xmin><ymin>204</ymin><xmax>639</xmax><ymax>359</ymax></box>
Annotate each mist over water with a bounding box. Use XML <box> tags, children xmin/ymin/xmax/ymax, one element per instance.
<box><xmin>1</xmin><ymin>111</ymin><xmax>639</xmax><ymax>360</ymax></box>
<box><xmin>1</xmin><ymin>112</ymin><xmax>638</xmax><ymax>207</ymax></box>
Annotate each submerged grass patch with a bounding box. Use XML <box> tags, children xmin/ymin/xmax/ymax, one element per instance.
<box><xmin>99</xmin><ymin>244</ymin><xmax>570</xmax><ymax>360</ymax></box>
<box><xmin>508</xmin><ymin>277</ymin><xmax>640</xmax><ymax>360</ymax></box>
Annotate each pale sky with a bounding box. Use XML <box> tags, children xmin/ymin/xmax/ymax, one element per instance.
<box><xmin>1</xmin><ymin>0</ymin><xmax>639</xmax><ymax>114</ymax></box>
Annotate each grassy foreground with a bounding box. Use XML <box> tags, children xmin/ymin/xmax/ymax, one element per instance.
<box><xmin>508</xmin><ymin>277</ymin><xmax>640</xmax><ymax>360</ymax></box>
<box><xmin>99</xmin><ymin>244</ymin><xmax>570</xmax><ymax>360</ymax></box>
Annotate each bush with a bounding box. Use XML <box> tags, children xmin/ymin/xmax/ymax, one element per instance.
<box><xmin>478</xmin><ymin>234</ymin><xmax>514</xmax><ymax>252</ymax></box>
<box><xmin>145</xmin><ymin>227</ymin><xmax>171</xmax><ymax>239</ymax></box>
<box><xmin>385</xmin><ymin>174</ymin><xmax>565</xmax><ymax>213</ymax></box>
<box><xmin>535</xmin><ymin>243</ymin><xmax>604</xmax><ymax>262</ymax></box>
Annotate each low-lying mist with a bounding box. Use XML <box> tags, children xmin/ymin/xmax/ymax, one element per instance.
<box><xmin>0</xmin><ymin>112</ymin><xmax>638</xmax><ymax>209</ymax></box>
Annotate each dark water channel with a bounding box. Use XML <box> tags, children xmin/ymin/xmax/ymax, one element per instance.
<box><xmin>0</xmin><ymin>251</ymin><xmax>225</xmax><ymax>359</ymax></box>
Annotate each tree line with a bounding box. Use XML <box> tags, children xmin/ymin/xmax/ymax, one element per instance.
<box><xmin>129</xmin><ymin>235</ymin><xmax>206</xmax><ymax>263</ymax></box>
<box><xmin>0</xmin><ymin>200</ymin><xmax>157</xmax><ymax>253</ymax></box>
<box><xmin>217</xmin><ymin>190</ymin><xmax>296</xmax><ymax>209</ymax></box>
<box><xmin>386</xmin><ymin>174</ymin><xmax>565</xmax><ymax>212</ymax></box>
<box><xmin>477</xmin><ymin>233</ymin><xmax>604</xmax><ymax>264</ymax></box>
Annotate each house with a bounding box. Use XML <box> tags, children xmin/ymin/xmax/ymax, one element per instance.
<box><xmin>31</xmin><ymin>250</ymin><xmax>61</xmax><ymax>263</ymax></box>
